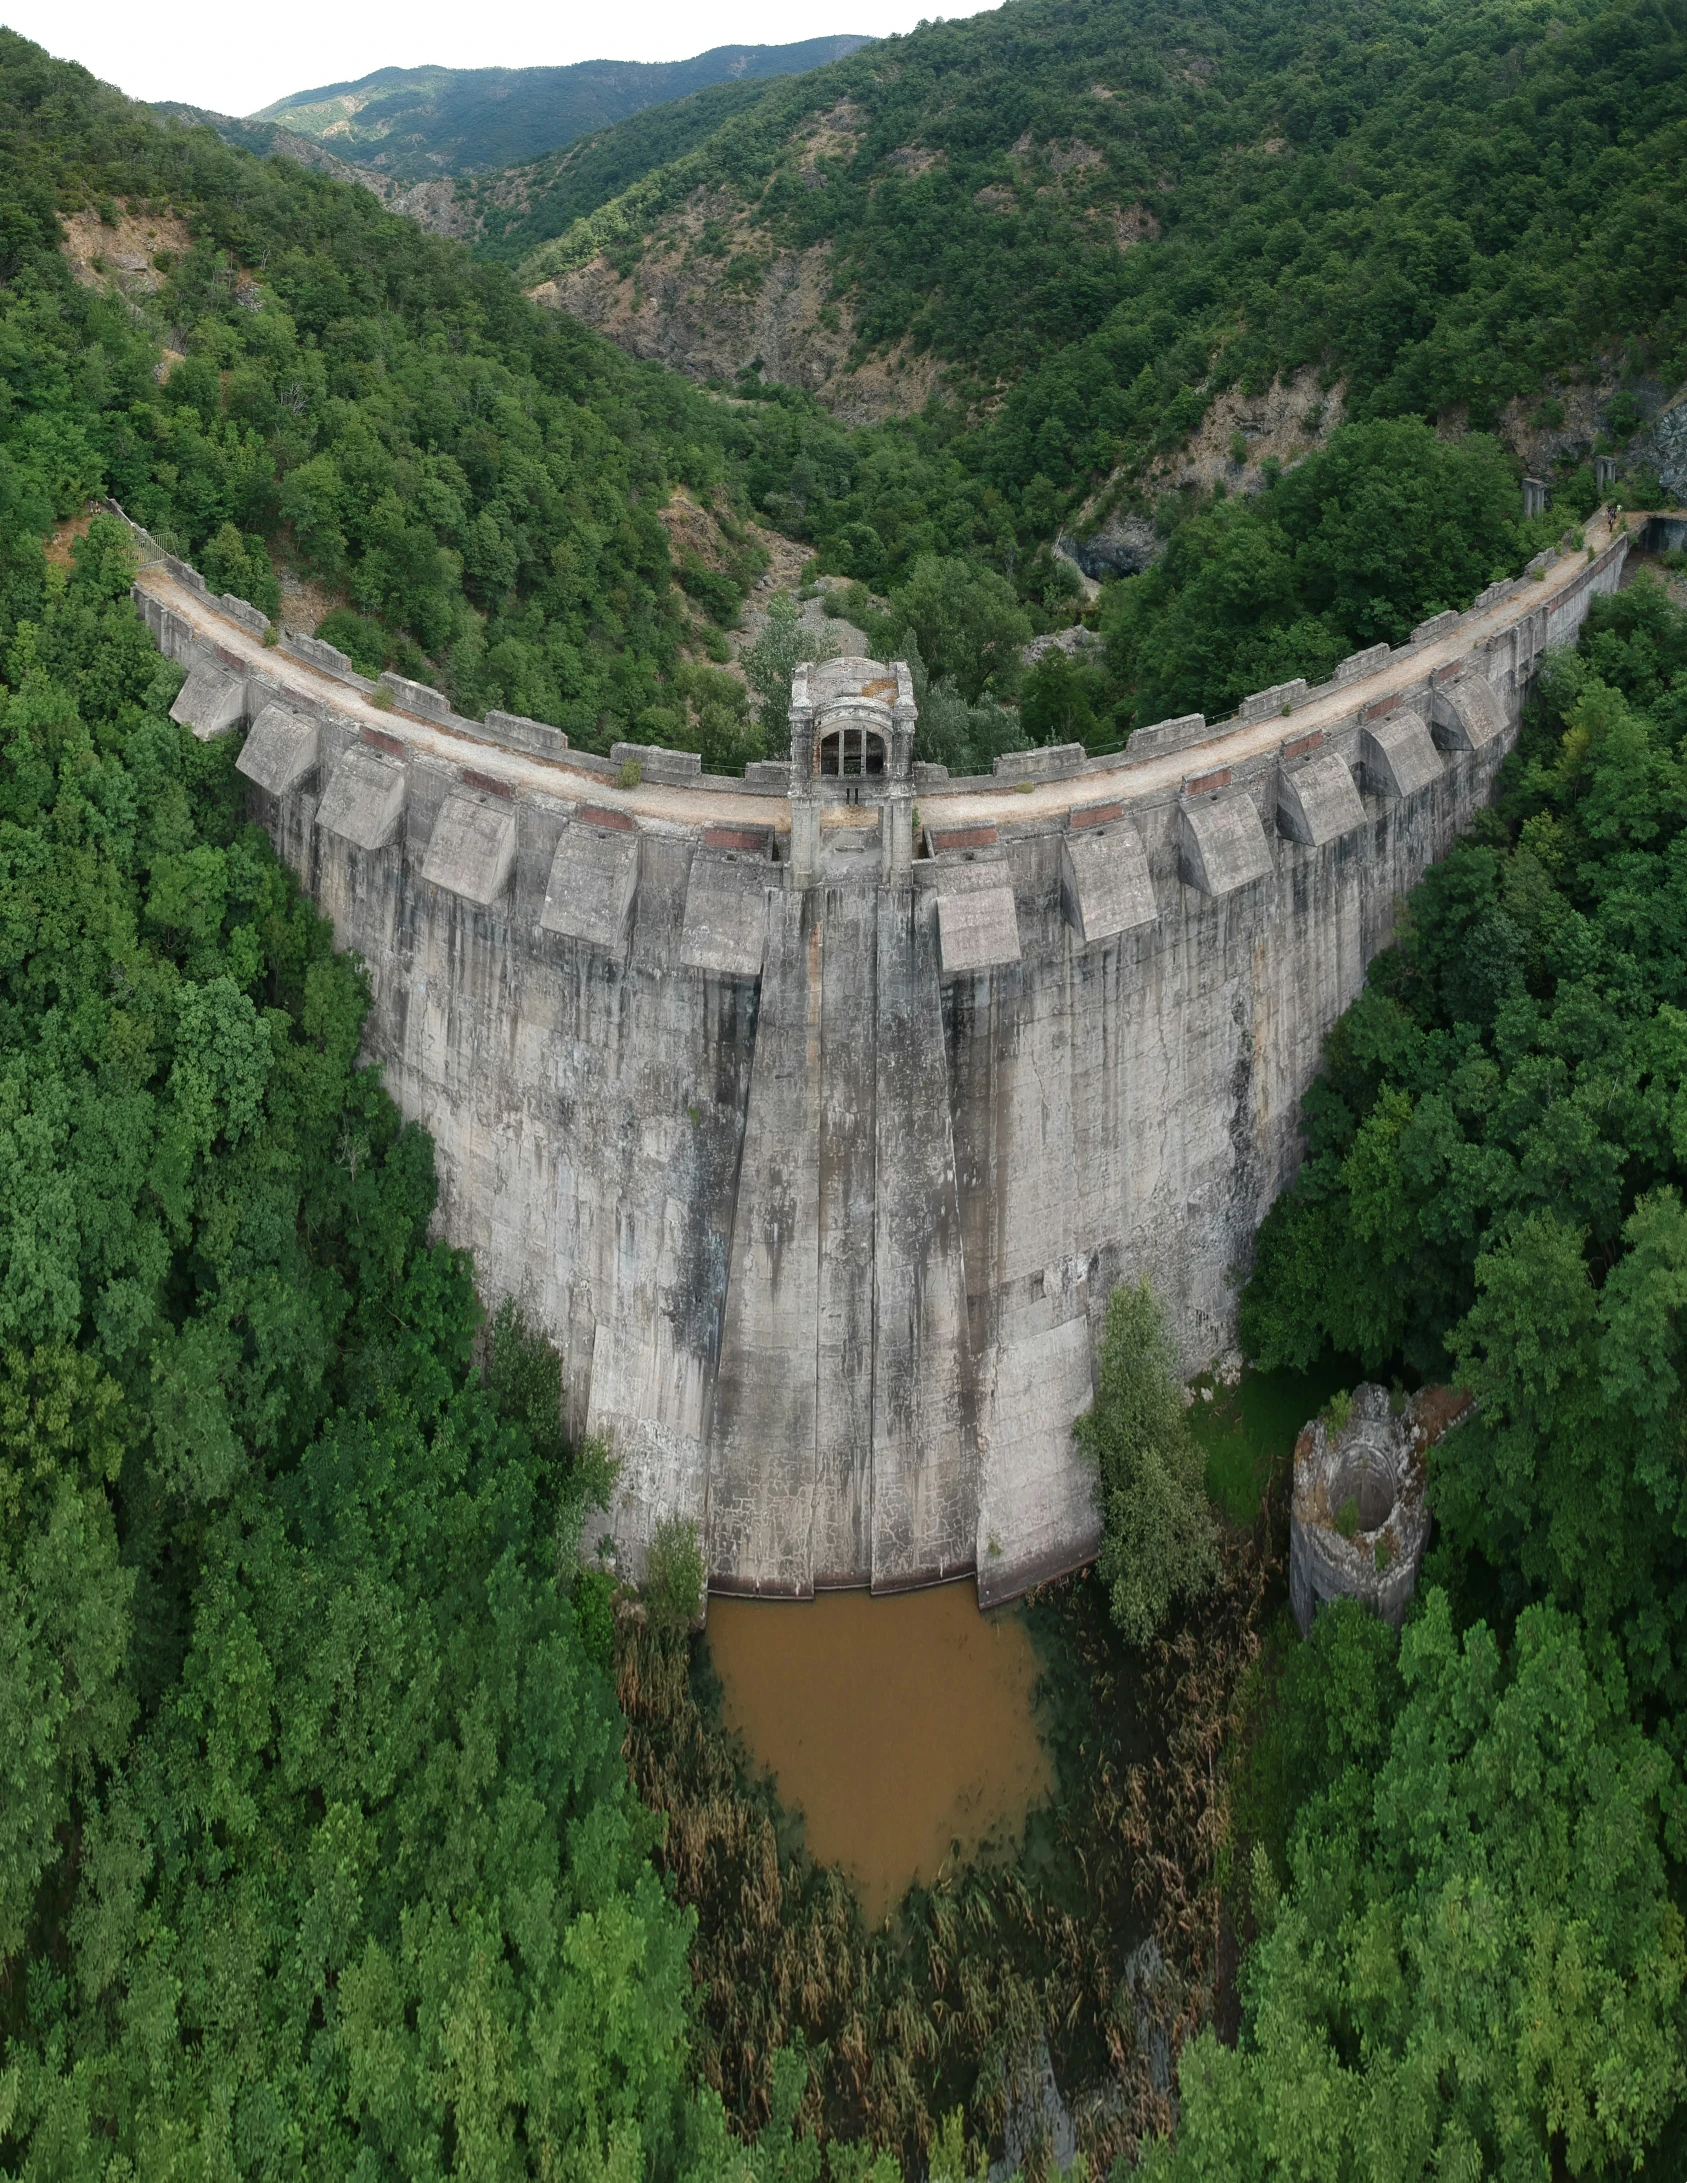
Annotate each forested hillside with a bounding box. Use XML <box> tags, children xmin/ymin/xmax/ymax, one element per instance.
<box><xmin>9</xmin><ymin>0</ymin><xmax>1683</xmax><ymax>754</ymax></box>
<box><xmin>1139</xmin><ymin>568</ymin><xmax>1687</xmax><ymax>2183</ymax></box>
<box><xmin>516</xmin><ymin>0</ymin><xmax>1687</xmax><ymax>569</ymax></box>
<box><xmin>0</xmin><ymin>32</ymin><xmax>830</xmax><ymax>760</ymax></box>
<box><xmin>248</xmin><ymin>40</ymin><xmax>870</xmax><ymax>180</ymax></box>
<box><xmin>465</xmin><ymin>80</ymin><xmax>802</xmax><ymax>267</ymax></box>
<box><xmin>0</xmin><ymin>38</ymin><xmax>849</xmax><ymax>2169</ymax></box>
<box><xmin>0</xmin><ymin>504</ymin><xmax>752</xmax><ymax>2170</ymax></box>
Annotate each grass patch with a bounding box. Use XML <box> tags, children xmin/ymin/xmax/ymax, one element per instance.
<box><xmin>1188</xmin><ymin>1355</ymin><xmax>1361</xmax><ymax>1528</ymax></box>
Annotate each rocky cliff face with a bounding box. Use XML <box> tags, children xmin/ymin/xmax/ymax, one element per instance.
<box><xmin>528</xmin><ymin>185</ymin><xmax>940</xmax><ymax>424</ymax></box>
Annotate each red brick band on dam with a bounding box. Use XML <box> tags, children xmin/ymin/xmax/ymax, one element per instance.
<box><xmin>121</xmin><ymin>499</ymin><xmax>1633</xmax><ymax>1605</ymax></box>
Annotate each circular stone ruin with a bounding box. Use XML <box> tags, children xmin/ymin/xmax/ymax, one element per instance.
<box><xmin>1289</xmin><ymin>1384</ymin><xmax>1467</xmax><ymax>1635</ymax></box>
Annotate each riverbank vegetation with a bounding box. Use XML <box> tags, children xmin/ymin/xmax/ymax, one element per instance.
<box><xmin>618</xmin><ymin>1537</ymin><xmax>1272</xmax><ymax>2163</ymax></box>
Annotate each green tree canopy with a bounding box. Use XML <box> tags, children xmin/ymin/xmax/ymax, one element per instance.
<box><xmin>0</xmin><ymin>517</ymin><xmax>713</xmax><ymax>2175</ymax></box>
<box><xmin>1076</xmin><ymin>1280</ymin><xmax>1219</xmax><ymax>1647</ymax></box>
<box><xmin>1240</xmin><ymin>574</ymin><xmax>1687</xmax><ymax>1711</ymax></box>
<box><xmin>1146</xmin><ymin>1593</ymin><xmax>1686</xmax><ymax>2182</ymax></box>
<box><xmin>1101</xmin><ymin>422</ymin><xmax>1529</xmax><ymax>730</ymax></box>
<box><xmin>884</xmin><ymin>555</ymin><xmax>1032</xmax><ymax>703</ymax></box>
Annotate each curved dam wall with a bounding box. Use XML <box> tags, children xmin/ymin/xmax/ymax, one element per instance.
<box><xmin>123</xmin><ymin>504</ymin><xmax>1630</xmax><ymax>1605</ymax></box>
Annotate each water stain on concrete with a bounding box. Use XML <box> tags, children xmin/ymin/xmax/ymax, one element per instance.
<box><xmin>705</xmin><ymin>1581</ymin><xmax>1054</xmax><ymax>1923</ymax></box>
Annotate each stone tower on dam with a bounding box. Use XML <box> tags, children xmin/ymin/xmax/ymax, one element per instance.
<box><xmin>124</xmin><ymin>501</ymin><xmax>1633</xmax><ymax>1604</ymax></box>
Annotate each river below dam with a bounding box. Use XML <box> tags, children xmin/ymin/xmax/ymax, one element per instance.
<box><xmin>705</xmin><ymin>1583</ymin><xmax>1054</xmax><ymax>1922</ymax></box>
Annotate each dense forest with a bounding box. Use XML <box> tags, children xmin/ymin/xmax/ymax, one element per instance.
<box><xmin>464</xmin><ymin>81</ymin><xmax>805</xmax><ymax>268</ymax></box>
<box><xmin>13</xmin><ymin>0</ymin><xmax>1681</xmax><ymax>754</ymax></box>
<box><xmin>2</xmin><ymin>0</ymin><xmax>1687</xmax><ymax>2172</ymax></box>
<box><xmin>0</xmin><ymin>33</ymin><xmax>821</xmax><ymax>754</ymax></box>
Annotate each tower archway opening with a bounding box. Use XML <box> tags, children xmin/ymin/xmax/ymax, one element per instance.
<box><xmin>819</xmin><ymin>726</ymin><xmax>887</xmax><ymax>778</ymax></box>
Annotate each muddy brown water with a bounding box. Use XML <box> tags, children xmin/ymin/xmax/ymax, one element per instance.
<box><xmin>705</xmin><ymin>1582</ymin><xmax>1054</xmax><ymax>1924</ymax></box>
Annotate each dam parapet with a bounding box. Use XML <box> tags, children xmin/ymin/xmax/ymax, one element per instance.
<box><xmin>118</xmin><ymin>499</ymin><xmax>1632</xmax><ymax>1604</ymax></box>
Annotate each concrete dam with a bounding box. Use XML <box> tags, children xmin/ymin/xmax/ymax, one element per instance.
<box><xmin>124</xmin><ymin>503</ymin><xmax>1631</xmax><ymax>1605</ymax></box>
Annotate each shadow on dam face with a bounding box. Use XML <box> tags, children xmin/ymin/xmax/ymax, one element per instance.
<box><xmin>705</xmin><ymin>1582</ymin><xmax>1053</xmax><ymax>1923</ymax></box>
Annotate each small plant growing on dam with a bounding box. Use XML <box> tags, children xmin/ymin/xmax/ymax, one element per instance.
<box><xmin>617</xmin><ymin>756</ymin><xmax>643</xmax><ymax>788</ymax></box>
<box><xmin>644</xmin><ymin>1515</ymin><xmax>705</xmax><ymax>1633</ymax></box>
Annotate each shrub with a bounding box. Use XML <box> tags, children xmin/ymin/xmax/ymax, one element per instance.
<box><xmin>644</xmin><ymin>1515</ymin><xmax>705</xmax><ymax>1634</ymax></box>
<box><xmin>314</xmin><ymin>605</ymin><xmax>387</xmax><ymax>676</ymax></box>
<box><xmin>1076</xmin><ymin>1280</ymin><xmax>1219</xmax><ymax>1646</ymax></box>
<box><xmin>742</xmin><ymin>588</ymin><xmax>838</xmax><ymax>734</ymax></box>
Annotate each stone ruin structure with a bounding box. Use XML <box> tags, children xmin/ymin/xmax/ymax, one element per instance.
<box><xmin>119</xmin><ymin>497</ymin><xmax>1632</xmax><ymax>1606</ymax></box>
<box><xmin>1289</xmin><ymin>1383</ymin><xmax>1472</xmax><ymax>1633</ymax></box>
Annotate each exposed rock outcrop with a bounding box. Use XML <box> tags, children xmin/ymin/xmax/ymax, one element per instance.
<box><xmin>1058</xmin><ymin>514</ymin><xmax>1161</xmax><ymax>581</ymax></box>
<box><xmin>1629</xmin><ymin>393</ymin><xmax>1687</xmax><ymax>502</ymax></box>
<box><xmin>529</xmin><ymin>205</ymin><xmax>941</xmax><ymax>424</ymax></box>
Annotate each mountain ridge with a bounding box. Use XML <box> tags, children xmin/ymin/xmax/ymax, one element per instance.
<box><xmin>247</xmin><ymin>39</ymin><xmax>872</xmax><ymax>177</ymax></box>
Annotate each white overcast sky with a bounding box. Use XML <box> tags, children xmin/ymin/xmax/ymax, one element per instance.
<box><xmin>1</xmin><ymin>0</ymin><xmax>997</xmax><ymax>118</ymax></box>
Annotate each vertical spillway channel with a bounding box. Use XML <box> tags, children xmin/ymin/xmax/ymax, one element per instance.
<box><xmin>707</xmin><ymin>651</ymin><xmax>980</xmax><ymax>1597</ymax></box>
<box><xmin>813</xmin><ymin>870</ymin><xmax>879</xmax><ymax>1586</ymax></box>
<box><xmin>706</xmin><ymin>856</ymin><xmax>981</xmax><ymax>1596</ymax></box>
<box><xmin>869</xmin><ymin>879</ymin><xmax>980</xmax><ymax>1588</ymax></box>
<box><xmin>706</xmin><ymin>880</ymin><xmax>826</xmax><ymax>1593</ymax></box>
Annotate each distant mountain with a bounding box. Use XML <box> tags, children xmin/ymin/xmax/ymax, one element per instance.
<box><xmin>149</xmin><ymin>106</ymin><xmax>477</xmax><ymax>233</ymax></box>
<box><xmin>463</xmin><ymin>79</ymin><xmax>791</xmax><ymax>266</ymax></box>
<box><xmin>248</xmin><ymin>40</ymin><xmax>870</xmax><ymax>178</ymax></box>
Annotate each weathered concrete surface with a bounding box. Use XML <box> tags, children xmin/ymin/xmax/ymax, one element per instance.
<box><xmin>122</xmin><ymin>501</ymin><xmax>1635</xmax><ymax>1605</ymax></box>
<box><xmin>1277</xmin><ymin>750</ymin><xmax>1367</xmax><ymax>846</ymax></box>
<box><xmin>1180</xmin><ymin>791</ymin><xmax>1273</xmax><ymax>895</ymax></box>
<box><xmin>171</xmin><ymin>662</ymin><xmax>246</xmax><ymax>740</ymax></box>
<box><xmin>935</xmin><ymin>856</ymin><xmax>1023</xmax><ymax>972</ymax></box>
<box><xmin>1060</xmin><ymin>818</ymin><xmax>1156</xmax><ymax>943</ymax></box>
<box><xmin>317</xmin><ymin>745</ymin><xmax>407</xmax><ymax>850</ymax></box>
<box><xmin>680</xmin><ymin>849</ymin><xmax>772</xmax><ymax>977</ymax></box>
<box><xmin>708</xmin><ymin>886</ymin><xmax>824</xmax><ymax>1592</ymax></box>
<box><xmin>237</xmin><ymin>703</ymin><xmax>319</xmax><ymax>796</ymax></box>
<box><xmin>1360</xmin><ymin>711</ymin><xmax>1442</xmax><ymax>800</ymax></box>
<box><xmin>540</xmin><ymin>820</ymin><xmax>639</xmax><ymax>952</ymax></box>
<box><xmin>1430</xmin><ymin>671</ymin><xmax>1508</xmax><ymax>752</ymax></box>
<box><xmin>421</xmin><ymin>791</ymin><xmax>519</xmax><ymax>906</ymax></box>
